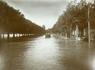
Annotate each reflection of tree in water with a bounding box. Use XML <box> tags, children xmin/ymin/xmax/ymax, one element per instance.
<box><xmin>0</xmin><ymin>42</ymin><xmax>29</xmax><ymax>70</ymax></box>
<box><xmin>59</xmin><ymin>48</ymin><xmax>92</xmax><ymax>70</ymax></box>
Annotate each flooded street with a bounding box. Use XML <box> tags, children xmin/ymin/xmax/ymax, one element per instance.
<box><xmin>0</xmin><ymin>36</ymin><xmax>95</xmax><ymax>70</ymax></box>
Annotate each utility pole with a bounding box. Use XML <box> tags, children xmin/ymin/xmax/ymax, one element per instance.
<box><xmin>88</xmin><ymin>3</ymin><xmax>91</xmax><ymax>48</ymax></box>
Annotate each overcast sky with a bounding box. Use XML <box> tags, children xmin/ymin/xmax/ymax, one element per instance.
<box><xmin>4</xmin><ymin>0</ymin><xmax>93</xmax><ymax>29</ymax></box>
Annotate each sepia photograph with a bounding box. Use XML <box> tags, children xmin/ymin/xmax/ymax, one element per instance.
<box><xmin>0</xmin><ymin>0</ymin><xmax>95</xmax><ymax>70</ymax></box>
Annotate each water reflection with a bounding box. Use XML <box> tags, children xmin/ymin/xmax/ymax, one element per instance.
<box><xmin>0</xmin><ymin>36</ymin><xmax>95</xmax><ymax>70</ymax></box>
<box><xmin>0</xmin><ymin>54</ymin><xmax>4</xmax><ymax>70</ymax></box>
<box><xmin>89</xmin><ymin>49</ymin><xmax>95</xmax><ymax>70</ymax></box>
<box><xmin>91</xmin><ymin>57</ymin><xmax>95</xmax><ymax>70</ymax></box>
<box><xmin>0</xmin><ymin>41</ymin><xmax>29</xmax><ymax>70</ymax></box>
<box><xmin>24</xmin><ymin>37</ymin><xmax>62</xmax><ymax>70</ymax></box>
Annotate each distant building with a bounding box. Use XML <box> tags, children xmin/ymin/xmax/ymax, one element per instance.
<box><xmin>71</xmin><ymin>25</ymin><xmax>80</xmax><ymax>40</ymax></box>
<box><xmin>42</xmin><ymin>25</ymin><xmax>45</xmax><ymax>30</ymax></box>
<box><xmin>90</xmin><ymin>29</ymin><xmax>95</xmax><ymax>40</ymax></box>
<box><xmin>83</xmin><ymin>28</ymin><xmax>95</xmax><ymax>41</ymax></box>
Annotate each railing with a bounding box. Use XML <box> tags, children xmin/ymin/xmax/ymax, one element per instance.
<box><xmin>0</xmin><ymin>33</ymin><xmax>34</xmax><ymax>39</ymax></box>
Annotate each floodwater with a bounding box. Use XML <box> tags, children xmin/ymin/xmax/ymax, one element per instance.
<box><xmin>0</xmin><ymin>36</ymin><xmax>95</xmax><ymax>70</ymax></box>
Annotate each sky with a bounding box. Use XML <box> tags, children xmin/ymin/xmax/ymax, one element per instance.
<box><xmin>4</xmin><ymin>0</ymin><xmax>93</xmax><ymax>29</ymax></box>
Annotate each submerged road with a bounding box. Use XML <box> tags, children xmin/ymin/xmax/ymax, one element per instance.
<box><xmin>0</xmin><ymin>36</ymin><xmax>95</xmax><ymax>70</ymax></box>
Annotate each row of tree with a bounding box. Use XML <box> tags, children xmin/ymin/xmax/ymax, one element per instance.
<box><xmin>0</xmin><ymin>1</ymin><xmax>45</xmax><ymax>35</ymax></box>
<box><xmin>53</xmin><ymin>0</ymin><xmax>95</xmax><ymax>37</ymax></box>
